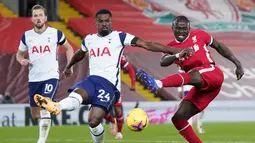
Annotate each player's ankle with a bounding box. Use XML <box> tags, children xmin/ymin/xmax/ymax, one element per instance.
<box><xmin>155</xmin><ymin>80</ymin><xmax>162</xmax><ymax>88</ymax></box>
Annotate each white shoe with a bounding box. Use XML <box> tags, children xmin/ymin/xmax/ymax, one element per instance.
<box><xmin>115</xmin><ymin>132</ymin><xmax>123</xmax><ymax>140</ymax></box>
<box><xmin>197</xmin><ymin>126</ymin><xmax>205</xmax><ymax>134</ymax></box>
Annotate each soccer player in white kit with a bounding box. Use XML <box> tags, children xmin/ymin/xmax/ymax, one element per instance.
<box><xmin>16</xmin><ymin>5</ymin><xmax>74</xmax><ymax>143</ymax></box>
<box><xmin>34</xmin><ymin>9</ymin><xmax>191</xmax><ymax>143</ymax></box>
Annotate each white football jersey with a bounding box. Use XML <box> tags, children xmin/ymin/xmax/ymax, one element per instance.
<box><xmin>18</xmin><ymin>27</ymin><xmax>66</xmax><ymax>82</ymax></box>
<box><xmin>81</xmin><ymin>31</ymin><xmax>135</xmax><ymax>91</ymax></box>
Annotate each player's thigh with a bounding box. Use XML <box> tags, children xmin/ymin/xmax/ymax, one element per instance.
<box><xmin>68</xmin><ymin>78</ymin><xmax>95</xmax><ymax>101</ymax></box>
<box><xmin>30</xmin><ymin>107</ymin><xmax>41</xmax><ymax>119</ymax></box>
<box><xmin>29</xmin><ymin>81</ymin><xmax>44</xmax><ymax>107</ymax></box>
<box><xmin>174</xmin><ymin>88</ymin><xmax>201</xmax><ymax>120</ymax></box>
<box><xmin>41</xmin><ymin>78</ymin><xmax>59</xmax><ymax>99</ymax></box>
<box><xmin>193</xmin><ymin>65</ymin><xmax>224</xmax><ymax>91</ymax></box>
<box><xmin>184</xmin><ymin>86</ymin><xmax>221</xmax><ymax>111</ymax></box>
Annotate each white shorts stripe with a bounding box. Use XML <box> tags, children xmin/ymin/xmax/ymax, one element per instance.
<box><xmin>178</xmin><ymin>74</ymin><xmax>185</xmax><ymax>86</ymax></box>
<box><xmin>198</xmin><ymin>65</ymin><xmax>215</xmax><ymax>74</ymax></box>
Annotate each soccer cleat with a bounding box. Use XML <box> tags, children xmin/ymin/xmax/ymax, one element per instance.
<box><xmin>34</xmin><ymin>94</ymin><xmax>61</xmax><ymax>115</ymax></box>
<box><xmin>136</xmin><ymin>69</ymin><xmax>159</xmax><ymax>93</ymax></box>
<box><xmin>197</xmin><ymin>126</ymin><xmax>205</xmax><ymax>134</ymax></box>
<box><xmin>110</xmin><ymin>119</ymin><xmax>117</xmax><ymax>136</ymax></box>
<box><xmin>130</xmin><ymin>87</ymin><xmax>136</xmax><ymax>91</ymax></box>
<box><xmin>115</xmin><ymin>132</ymin><xmax>123</xmax><ymax>140</ymax></box>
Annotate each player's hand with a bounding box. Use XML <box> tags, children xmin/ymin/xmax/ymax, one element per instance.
<box><xmin>179</xmin><ymin>48</ymin><xmax>194</xmax><ymax>59</ymax></box>
<box><xmin>20</xmin><ymin>59</ymin><xmax>30</xmax><ymax>66</ymax></box>
<box><xmin>235</xmin><ymin>66</ymin><xmax>244</xmax><ymax>80</ymax></box>
<box><xmin>63</xmin><ymin>67</ymin><xmax>73</xmax><ymax>78</ymax></box>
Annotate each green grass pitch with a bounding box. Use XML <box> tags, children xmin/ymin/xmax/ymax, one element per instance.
<box><xmin>0</xmin><ymin>122</ymin><xmax>255</xmax><ymax>143</ymax></box>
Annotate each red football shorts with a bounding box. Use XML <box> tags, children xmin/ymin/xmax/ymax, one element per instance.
<box><xmin>114</xmin><ymin>96</ymin><xmax>123</xmax><ymax>107</ymax></box>
<box><xmin>183</xmin><ymin>65</ymin><xmax>224</xmax><ymax>111</ymax></box>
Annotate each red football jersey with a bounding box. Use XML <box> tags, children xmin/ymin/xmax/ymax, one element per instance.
<box><xmin>120</xmin><ymin>55</ymin><xmax>128</xmax><ymax>68</ymax></box>
<box><xmin>167</xmin><ymin>29</ymin><xmax>215</xmax><ymax>72</ymax></box>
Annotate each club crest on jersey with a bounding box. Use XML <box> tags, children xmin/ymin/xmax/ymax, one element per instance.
<box><xmin>192</xmin><ymin>36</ymin><xmax>197</xmax><ymax>43</ymax></box>
<box><xmin>90</xmin><ymin>47</ymin><xmax>111</xmax><ymax>57</ymax></box>
<box><xmin>32</xmin><ymin>45</ymin><xmax>51</xmax><ymax>53</ymax></box>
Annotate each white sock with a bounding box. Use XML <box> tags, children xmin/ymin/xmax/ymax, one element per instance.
<box><xmin>58</xmin><ymin>92</ymin><xmax>83</xmax><ymax>111</ymax></box>
<box><xmin>155</xmin><ymin>80</ymin><xmax>163</xmax><ymax>88</ymax></box>
<box><xmin>37</xmin><ymin>110</ymin><xmax>51</xmax><ymax>143</ymax></box>
<box><xmin>197</xmin><ymin>111</ymin><xmax>204</xmax><ymax>128</ymax></box>
<box><xmin>188</xmin><ymin>117</ymin><xmax>193</xmax><ymax>126</ymax></box>
<box><xmin>89</xmin><ymin>123</ymin><xmax>105</xmax><ymax>143</ymax></box>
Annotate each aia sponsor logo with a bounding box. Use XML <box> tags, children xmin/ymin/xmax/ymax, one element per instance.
<box><xmin>32</xmin><ymin>45</ymin><xmax>51</xmax><ymax>53</ymax></box>
<box><xmin>90</xmin><ymin>47</ymin><xmax>111</xmax><ymax>57</ymax></box>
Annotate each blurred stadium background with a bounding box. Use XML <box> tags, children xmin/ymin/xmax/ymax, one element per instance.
<box><xmin>0</xmin><ymin>0</ymin><xmax>255</xmax><ymax>142</ymax></box>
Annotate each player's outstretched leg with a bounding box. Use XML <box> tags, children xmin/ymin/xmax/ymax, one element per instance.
<box><xmin>136</xmin><ymin>69</ymin><xmax>201</xmax><ymax>94</ymax></box>
<box><xmin>171</xmin><ymin>100</ymin><xmax>202</xmax><ymax>143</ymax></box>
<box><xmin>89</xmin><ymin>106</ymin><xmax>106</xmax><ymax>143</ymax></box>
<box><xmin>104</xmin><ymin>113</ymin><xmax>117</xmax><ymax>135</ymax></box>
<box><xmin>34</xmin><ymin>94</ymin><xmax>61</xmax><ymax>115</ymax></box>
<box><xmin>114</xmin><ymin>106</ymin><xmax>124</xmax><ymax>140</ymax></box>
<box><xmin>34</xmin><ymin>88</ymin><xmax>85</xmax><ymax>115</ymax></box>
<box><xmin>136</xmin><ymin>69</ymin><xmax>160</xmax><ymax>93</ymax></box>
<box><xmin>197</xmin><ymin>111</ymin><xmax>205</xmax><ymax>134</ymax></box>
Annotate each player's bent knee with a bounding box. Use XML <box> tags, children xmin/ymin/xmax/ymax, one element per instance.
<box><xmin>32</xmin><ymin>114</ymin><xmax>40</xmax><ymax>120</ymax></box>
<box><xmin>172</xmin><ymin>111</ymin><xmax>188</xmax><ymax>120</ymax></box>
<box><xmin>31</xmin><ymin>108</ymin><xmax>41</xmax><ymax>120</ymax></box>
<box><xmin>88</xmin><ymin>118</ymin><xmax>101</xmax><ymax>128</ymax></box>
<box><xmin>114</xmin><ymin>106</ymin><xmax>122</xmax><ymax>115</ymax></box>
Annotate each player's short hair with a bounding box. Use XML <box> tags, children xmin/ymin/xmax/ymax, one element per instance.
<box><xmin>172</xmin><ymin>16</ymin><xmax>190</xmax><ymax>27</ymax></box>
<box><xmin>31</xmin><ymin>4</ymin><xmax>47</xmax><ymax>16</ymax></box>
<box><xmin>96</xmin><ymin>9</ymin><xmax>112</xmax><ymax>17</ymax></box>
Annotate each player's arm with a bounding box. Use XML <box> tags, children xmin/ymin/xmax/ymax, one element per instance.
<box><xmin>121</xmin><ymin>32</ymin><xmax>193</xmax><ymax>57</ymax></box>
<box><xmin>64</xmin><ymin>49</ymin><xmax>88</xmax><ymax>77</ymax></box>
<box><xmin>210</xmin><ymin>39</ymin><xmax>244</xmax><ymax>80</ymax></box>
<box><xmin>16</xmin><ymin>33</ymin><xmax>30</xmax><ymax>66</ymax></box>
<box><xmin>57</xmin><ymin>30</ymin><xmax>74</xmax><ymax>65</ymax></box>
<box><xmin>134</xmin><ymin>37</ymin><xmax>182</xmax><ymax>54</ymax></box>
<box><xmin>61</xmin><ymin>41</ymin><xmax>74</xmax><ymax>66</ymax></box>
<box><xmin>160</xmin><ymin>54</ymin><xmax>177</xmax><ymax>67</ymax></box>
<box><xmin>65</xmin><ymin>49</ymin><xmax>87</xmax><ymax>69</ymax></box>
<box><xmin>64</xmin><ymin>38</ymin><xmax>88</xmax><ymax>77</ymax></box>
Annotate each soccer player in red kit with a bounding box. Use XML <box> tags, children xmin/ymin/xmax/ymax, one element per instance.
<box><xmin>104</xmin><ymin>97</ymin><xmax>124</xmax><ymax>139</ymax></box>
<box><xmin>120</xmin><ymin>55</ymin><xmax>136</xmax><ymax>90</ymax></box>
<box><xmin>104</xmin><ymin>55</ymin><xmax>136</xmax><ymax>139</ymax></box>
<box><xmin>137</xmin><ymin>16</ymin><xmax>244</xmax><ymax>143</ymax></box>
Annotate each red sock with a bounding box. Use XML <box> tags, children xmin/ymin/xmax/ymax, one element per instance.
<box><xmin>104</xmin><ymin>113</ymin><xmax>116</xmax><ymax>124</ymax></box>
<box><xmin>172</xmin><ymin>118</ymin><xmax>202</xmax><ymax>143</ymax></box>
<box><xmin>160</xmin><ymin>73</ymin><xmax>190</xmax><ymax>87</ymax></box>
<box><xmin>125</xmin><ymin>65</ymin><xmax>136</xmax><ymax>88</ymax></box>
<box><xmin>116</xmin><ymin>113</ymin><xmax>124</xmax><ymax>133</ymax></box>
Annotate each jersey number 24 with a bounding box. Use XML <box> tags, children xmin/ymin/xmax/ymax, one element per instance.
<box><xmin>97</xmin><ymin>89</ymin><xmax>110</xmax><ymax>102</ymax></box>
